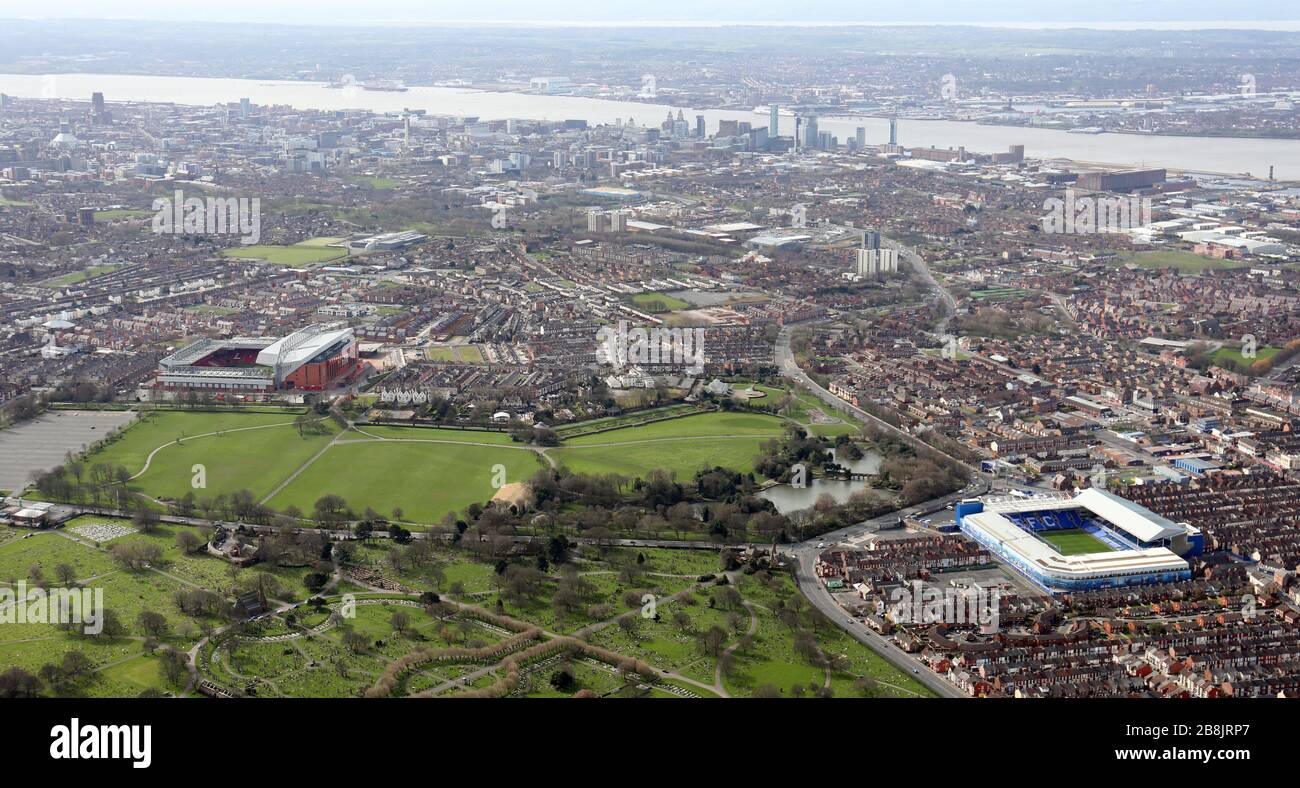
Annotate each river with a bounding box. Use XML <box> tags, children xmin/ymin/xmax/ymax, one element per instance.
<box><xmin>3</xmin><ymin>72</ymin><xmax>1300</xmax><ymax>178</ymax></box>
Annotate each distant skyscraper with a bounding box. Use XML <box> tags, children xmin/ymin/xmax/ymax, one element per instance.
<box><xmin>696</xmin><ymin>114</ymin><xmax>706</xmax><ymax>138</ymax></box>
<box><xmin>804</xmin><ymin>115</ymin><xmax>819</xmax><ymax>150</ymax></box>
<box><xmin>240</xmin><ymin>97</ymin><xmax>251</xmax><ymax>118</ymax></box>
<box><xmin>770</xmin><ymin>104</ymin><xmax>780</xmax><ymax>137</ymax></box>
<box><xmin>91</xmin><ymin>92</ymin><xmax>105</xmax><ymax>114</ymax></box>
<box><xmin>889</xmin><ymin>117</ymin><xmax>898</xmax><ymax>146</ymax></box>
<box><xmin>855</xmin><ymin>127</ymin><xmax>866</xmax><ymax>150</ymax></box>
<box><xmin>856</xmin><ymin>247</ymin><xmax>898</xmax><ymax>277</ymax></box>
<box><xmin>862</xmin><ymin>230</ymin><xmax>881</xmax><ymax>250</ymax></box>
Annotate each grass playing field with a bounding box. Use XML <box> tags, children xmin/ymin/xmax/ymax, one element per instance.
<box><xmin>40</xmin><ymin>263</ymin><xmax>127</xmax><ymax>288</ymax></box>
<box><xmin>1209</xmin><ymin>345</ymin><xmax>1280</xmax><ymax>367</ymax></box>
<box><xmin>549</xmin><ymin>411</ymin><xmax>786</xmax><ymax>478</ymax></box>
<box><xmin>559</xmin><ymin>411</ymin><xmax>785</xmax><ymax>446</ymax></box>
<box><xmin>1039</xmin><ymin>528</ymin><xmax>1113</xmax><ymax>556</ymax></box>
<box><xmin>266</xmin><ymin>438</ymin><xmax>547</xmax><ymax>523</ymax></box>
<box><xmin>630</xmin><ymin>292</ymin><xmax>691</xmax><ymax>312</ymax></box>
<box><xmin>80</xmin><ymin>410</ymin><xmax>338</xmax><ymax>502</ymax></box>
<box><xmin>57</xmin><ymin>409</ymin><xmax>797</xmax><ymax>523</ymax></box>
<box><xmin>220</xmin><ymin>240</ymin><xmax>346</xmax><ymax>267</ymax></box>
<box><xmin>426</xmin><ymin>345</ymin><xmax>485</xmax><ymax>363</ymax></box>
<box><xmin>1112</xmin><ymin>250</ymin><xmax>1247</xmax><ymax>273</ymax></box>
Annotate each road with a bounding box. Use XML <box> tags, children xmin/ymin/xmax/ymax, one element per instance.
<box><xmin>776</xmin><ymin>325</ymin><xmax>979</xmax><ymax>474</ymax></box>
<box><xmin>887</xmin><ymin>239</ymin><xmax>956</xmax><ymax>335</ymax></box>
<box><xmin>774</xmin><ymin>236</ymin><xmax>988</xmax><ymax>698</ymax></box>
<box><xmin>780</xmin><ymin>476</ymin><xmax>985</xmax><ymax>700</ymax></box>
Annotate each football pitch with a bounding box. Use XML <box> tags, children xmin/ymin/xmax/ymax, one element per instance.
<box><xmin>1039</xmin><ymin>528</ymin><xmax>1113</xmax><ymax>556</ymax></box>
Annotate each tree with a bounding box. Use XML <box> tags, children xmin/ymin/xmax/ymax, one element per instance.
<box><xmin>60</xmin><ymin>650</ymin><xmax>93</xmax><ymax>682</ymax></box>
<box><xmin>313</xmin><ymin>494</ymin><xmax>351</xmax><ymax>527</ymax></box>
<box><xmin>695</xmin><ymin>625</ymin><xmax>727</xmax><ymax>658</ymax></box>
<box><xmin>342</xmin><ymin>630</ymin><xmax>368</xmax><ymax>654</ymax></box>
<box><xmin>109</xmin><ymin>541</ymin><xmax>163</xmax><ymax>571</ymax></box>
<box><xmin>854</xmin><ymin>676</ymin><xmax>880</xmax><ymax>698</ymax></box>
<box><xmin>175</xmin><ymin>529</ymin><xmax>204</xmax><ymax>555</ymax></box>
<box><xmin>549</xmin><ymin>667</ymin><xmax>576</xmax><ymax>692</ymax></box>
<box><xmin>389</xmin><ymin>610</ymin><xmax>411</xmax><ymax>636</ymax></box>
<box><xmin>54</xmin><ymin>563</ymin><xmax>77</xmax><ymax>586</ymax></box>
<box><xmin>132</xmin><ymin>503</ymin><xmax>161</xmax><ymax>534</ymax></box>
<box><xmin>159</xmin><ymin>648</ymin><xmax>188</xmax><ymax>687</ymax></box>
<box><xmin>0</xmin><ymin>667</ymin><xmax>42</xmax><ymax>698</ymax></box>
<box><xmin>136</xmin><ymin>611</ymin><xmax>169</xmax><ymax>639</ymax></box>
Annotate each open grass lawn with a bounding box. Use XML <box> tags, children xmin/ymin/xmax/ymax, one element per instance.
<box><xmin>426</xmin><ymin>345</ymin><xmax>485</xmax><ymax>363</ymax></box>
<box><xmin>560</xmin><ymin>411</ymin><xmax>785</xmax><ymax>446</ymax></box>
<box><xmin>1116</xmin><ymin>250</ymin><xmax>1248</xmax><ymax>273</ymax></box>
<box><xmin>221</xmin><ymin>242</ymin><xmax>346</xmax><ymax>267</ymax></box>
<box><xmin>82</xmin><ymin>411</ymin><xmax>305</xmax><ymax>474</ymax></box>
<box><xmin>0</xmin><ymin>527</ymin><xmax>214</xmax><ymax>695</ymax></box>
<box><xmin>183</xmin><ymin>304</ymin><xmax>239</xmax><ymax>315</ymax></box>
<box><xmin>1040</xmin><ymin>528</ymin><xmax>1112</xmax><ymax>556</ymax></box>
<box><xmin>969</xmin><ymin>287</ymin><xmax>1029</xmax><ymax>300</ymax></box>
<box><xmin>101</xmin><ymin>518</ymin><xmax>242</xmax><ymax>592</ymax></box>
<box><xmin>552</xmin><ymin>403</ymin><xmax>703</xmax><ymax>438</ymax></box>
<box><xmin>549</xmin><ymin>411</ymin><xmax>783</xmax><ymax>479</ymax></box>
<box><xmin>294</xmin><ymin>236</ymin><xmax>348</xmax><ymax>247</ymax></box>
<box><xmin>1210</xmin><ymin>345</ymin><xmax>1281</xmax><ymax>366</ymax></box>
<box><xmin>550</xmin><ymin>439</ymin><xmax>769</xmax><ymax>479</ymax></box>
<box><xmin>94</xmin><ymin>208</ymin><xmax>154</xmax><ymax>221</ymax></box>
<box><xmin>267</xmin><ymin>439</ymin><xmax>546</xmax><ymax>524</ymax></box>
<box><xmin>588</xmin><ymin>588</ymin><xmax>734</xmax><ymax>673</ymax></box>
<box><xmin>0</xmin><ymin>531</ymin><xmax>116</xmax><ymax>584</ymax></box>
<box><xmin>630</xmin><ymin>292</ymin><xmax>691</xmax><ymax>312</ymax></box>
<box><xmin>90</xmin><ymin>654</ymin><xmax>166</xmax><ymax>697</ymax></box>
<box><xmin>349</xmin><ymin>175</ymin><xmax>400</xmax><ymax>190</ymax></box>
<box><xmin>725</xmin><ymin>574</ymin><xmax>934</xmax><ymax>698</ymax></box>
<box><xmin>478</xmin><ymin>570</ymin><xmax>693</xmax><ymax>635</ymax></box>
<box><xmin>86</xmin><ymin>411</ymin><xmax>339</xmax><ymax>502</ymax></box>
<box><xmin>212</xmin><ymin>600</ymin><xmax>504</xmax><ymax>698</ymax></box>
<box><xmin>522</xmin><ymin>661</ymin><xmax>639</xmax><ymax>698</ymax></box>
<box><xmin>40</xmin><ymin>263</ymin><xmax>127</xmax><ymax>288</ymax></box>
<box><xmin>354</xmin><ymin>424</ymin><xmax>517</xmax><ymax>445</ymax></box>
<box><xmin>348</xmin><ymin>541</ymin><xmax>498</xmax><ymax>594</ymax></box>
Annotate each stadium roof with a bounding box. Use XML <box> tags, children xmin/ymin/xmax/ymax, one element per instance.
<box><xmin>158</xmin><ymin>365</ymin><xmax>273</xmax><ymax>380</ymax></box>
<box><xmin>1075</xmin><ymin>488</ymin><xmax>1186</xmax><ymax>543</ymax></box>
<box><xmin>982</xmin><ymin>488</ymin><xmax>1186</xmax><ymax>544</ymax></box>
<box><xmin>962</xmin><ymin>509</ymin><xmax>1188</xmax><ymax>580</ymax></box>
<box><xmin>257</xmin><ymin>324</ymin><xmax>353</xmax><ymax>381</ymax></box>
<box><xmin>158</xmin><ymin>336</ymin><xmax>276</xmax><ymax>368</ymax></box>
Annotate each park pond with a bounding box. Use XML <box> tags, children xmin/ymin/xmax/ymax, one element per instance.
<box><xmin>759</xmin><ymin>447</ymin><xmax>883</xmax><ymax>514</ymax></box>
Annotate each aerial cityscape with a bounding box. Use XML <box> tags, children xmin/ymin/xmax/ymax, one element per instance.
<box><xmin>2</xmin><ymin>4</ymin><xmax>1300</xmax><ymax>745</ymax></box>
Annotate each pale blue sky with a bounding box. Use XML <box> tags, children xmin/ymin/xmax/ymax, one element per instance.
<box><xmin>7</xmin><ymin>0</ymin><xmax>1298</xmax><ymax>26</ymax></box>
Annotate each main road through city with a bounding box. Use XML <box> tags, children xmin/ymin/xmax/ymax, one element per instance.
<box><xmin>770</xmin><ymin>237</ymin><xmax>1000</xmax><ymax>698</ymax></box>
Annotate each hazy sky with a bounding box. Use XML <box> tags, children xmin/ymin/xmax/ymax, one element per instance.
<box><xmin>8</xmin><ymin>0</ymin><xmax>1298</xmax><ymax>26</ymax></box>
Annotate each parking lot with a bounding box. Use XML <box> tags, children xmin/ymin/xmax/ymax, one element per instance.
<box><xmin>0</xmin><ymin>410</ymin><xmax>138</xmax><ymax>494</ymax></box>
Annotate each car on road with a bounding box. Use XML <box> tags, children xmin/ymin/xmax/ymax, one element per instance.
<box><xmin>816</xmin><ymin>542</ymin><xmax>826</xmax><ymax>548</ymax></box>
